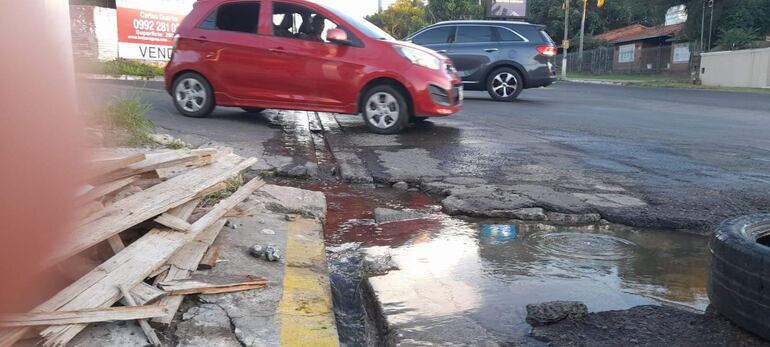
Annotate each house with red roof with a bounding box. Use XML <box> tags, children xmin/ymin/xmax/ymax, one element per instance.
<box><xmin>594</xmin><ymin>23</ymin><xmax>690</xmax><ymax>73</ymax></box>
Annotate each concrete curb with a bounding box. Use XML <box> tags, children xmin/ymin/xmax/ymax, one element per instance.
<box><xmin>566</xmin><ymin>79</ymin><xmax>628</xmax><ymax>86</ymax></box>
<box><xmin>78</xmin><ymin>73</ymin><xmax>164</xmax><ymax>82</ymax></box>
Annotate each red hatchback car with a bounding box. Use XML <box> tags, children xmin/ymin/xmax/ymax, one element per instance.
<box><xmin>164</xmin><ymin>0</ymin><xmax>463</xmax><ymax>134</ymax></box>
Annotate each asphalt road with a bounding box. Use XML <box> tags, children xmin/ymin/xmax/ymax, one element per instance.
<box><xmin>81</xmin><ymin>80</ymin><xmax>770</xmax><ymax>232</ymax></box>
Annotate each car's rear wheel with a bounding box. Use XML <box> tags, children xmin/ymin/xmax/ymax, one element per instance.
<box><xmin>361</xmin><ymin>85</ymin><xmax>408</xmax><ymax>134</ymax></box>
<box><xmin>486</xmin><ymin>67</ymin><xmax>523</xmax><ymax>102</ymax></box>
<box><xmin>172</xmin><ymin>72</ymin><xmax>215</xmax><ymax>118</ymax></box>
<box><xmin>241</xmin><ymin>107</ymin><xmax>265</xmax><ymax>114</ymax></box>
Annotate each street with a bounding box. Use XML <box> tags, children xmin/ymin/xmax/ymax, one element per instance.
<box><xmin>77</xmin><ymin>79</ymin><xmax>770</xmax><ymax>345</ymax></box>
<box><xmin>83</xmin><ymin>80</ymin><xmax>770</xmax><ymax>232</ymax></box>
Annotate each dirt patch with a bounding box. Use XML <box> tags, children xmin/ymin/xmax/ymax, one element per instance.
<box><xmin>530</xmin><ymin>305</ymin><xmax>770</xmax><ymax>347</ymax></box>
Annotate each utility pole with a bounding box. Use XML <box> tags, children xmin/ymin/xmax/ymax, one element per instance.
<box><xmin>578</xmin><ymin>0</ymin><xmax>587</xmax><ymax>71</ymax></box>
<box><xmin>562</xmin><ymin>0</ymin><xmax>570</xmax><ymax>79</ymax></box>
<box><xmin>378</xmin><ymin>0</ymin><xmax>383</xmax><ymax>13</ymax></box>
<box><xmin>699</xmin><ymin>0</ymin><xmax>706</xmax><ymax>52</ymax></box>
<box><xmin>707</xmin><ymin>0</ymin><xmax>714</xmax><ymax>50</ymax></box>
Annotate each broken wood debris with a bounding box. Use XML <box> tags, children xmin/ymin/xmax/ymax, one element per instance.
<box><xmin>0</xmin><ymin>147</ymin><xmax>269</xmax><ymax>347</ymax></box>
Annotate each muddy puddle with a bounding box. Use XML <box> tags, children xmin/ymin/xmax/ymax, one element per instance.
<box><xmin>269</xmin><ymin>179</ymin><xmax>710</xmax><ymax>345</ymax></box>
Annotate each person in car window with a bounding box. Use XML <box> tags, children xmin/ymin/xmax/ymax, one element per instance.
<box><xmin>309</xmin><ymin>15</ymin><xmax>326</xmax><ymax>42</ymax></box>
<box><xmin>274</xmin><ymin>14</ymin><xmax>294</xmax><ymax>38</ymax></box>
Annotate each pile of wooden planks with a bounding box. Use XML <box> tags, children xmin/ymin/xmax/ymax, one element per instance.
<box><xmin>0</xmin><ymin>148</ymin><xmax>267</xmax><ymax>347</ymax></box>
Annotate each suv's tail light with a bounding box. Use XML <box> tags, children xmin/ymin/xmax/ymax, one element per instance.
<box><xmin>172</xmin><ymin>34</ymin><xmax>180</xmax><ymax>50</ymax></box>
<box><xmin>536</xmin><ymin>45</ymin><xmax>557</xmax><ymax>57</ymax></box>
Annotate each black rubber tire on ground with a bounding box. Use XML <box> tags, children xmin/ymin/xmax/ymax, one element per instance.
<box><xmin>171</xmin><ymin>72</ymin><xmax>215</xmax><ymax>118</ymax></box>
<box><xmin>486</xmin><ymin>67</ymin><xmax>524</xmax><ymax>102</ymax></box>
<box><xmin>708</xmin><ymin>214</ymin><xmax>770</xmax><ymax>341</ymax></box>
<box><xmin>241</xmin><ymin>107</ymin><xmax>265</xmax><ymax>114</ymax></box>
<box><xmin>360</xmin><ymin>85</ymin><xmax>409</xmax><ymax>135</ymax></box>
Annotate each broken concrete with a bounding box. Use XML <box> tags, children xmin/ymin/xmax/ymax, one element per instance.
<box><xmin>255</xmin><ymin>184</ymin><xmax>327</xmax><ymax>219</ymax></box>
<box><xmin>176</xmin><ymin>304</ymin><xmax>243</xmax><ymax>347</ymax></box>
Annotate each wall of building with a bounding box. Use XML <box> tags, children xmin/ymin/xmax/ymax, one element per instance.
<box><xmin>70</xmin><ymin>5</ymin><xmax>117</xmax><ymax>62</ymax></box>
<box><xmin>701</xmin><ymin>47</ymin><xmax>770</xmax><ymax>88</ymax></box>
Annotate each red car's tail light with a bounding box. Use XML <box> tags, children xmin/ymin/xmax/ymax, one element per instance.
<box><xmin>536</xmin><ymin>45</ymin><xmax>557</xmax><ymax>57</ymax></box>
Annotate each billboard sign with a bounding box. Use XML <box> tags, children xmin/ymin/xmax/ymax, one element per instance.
<box><xmin>487</xmin><ymin>0</ymin><xmax>527</xmax><ymax>18</ymax></box>
<box><xmin>116</xmin><ymin>0</ymin><xmax>195</xmax><ymax>61</ymax></box>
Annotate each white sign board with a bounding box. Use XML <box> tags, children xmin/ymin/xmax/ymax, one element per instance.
<box><xmin>116</xmin><ymin>0</ymin><xmax>196</xmax><ymax>61</ymax></box>
<box><xmin>673</xmin><ymin>43</ymin><xmax>691</xmax><ymax>63</ymax></box>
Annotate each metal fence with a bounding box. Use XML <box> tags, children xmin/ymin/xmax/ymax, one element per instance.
<box><xmin>556</xmin><ymin>44</ymin><xmax>696</xmax><ymax>76</ymax></box>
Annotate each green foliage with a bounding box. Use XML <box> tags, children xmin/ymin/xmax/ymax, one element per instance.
<box><xmin>716</xmin><ymin>27</ymin><xmax>760</xmax><ymax>50</ymax></box>
<box><xmin>425</xmin><ymin>0</ymin><xmax>484</xmax><ymax>23</ymax></box>
<box><xmin>365</xmin><ymin>0</ymin><xmax>428</xmax><ymax>39</ymax></box>
<box><xmin>99</xmin><ymin>59</ymin><xmax>164</xmax><ymax>78</ymax></box>
<box><xmin>105</xmin><ymin>97</ymin><xmax>155</xmax><ymax>146</ymax></box>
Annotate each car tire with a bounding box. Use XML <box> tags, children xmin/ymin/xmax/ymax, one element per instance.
<box><xmin>241</xmin><ymin>107</ymin><xmax>265</xmax><ymax>114</ymax></box>
<box><xmin>172</xmin><ymin>72</ymin><xmax>215</xmax><ymax>118</ymax></box>
<box><xmin>708</xmin><ymin>214</ymin><xmax>770</xmax><ymax>340</ymax></box>
<box><xmin>486</xmin><ymin>67</ymin><xmax>523</xmax><ymax>102</ymax></box>
<box><xmin>361</xmin><ymin>85</ymin><xmax>408</xmax><ymax>134</ymax></box>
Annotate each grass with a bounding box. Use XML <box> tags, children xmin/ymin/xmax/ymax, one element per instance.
<box><xmin>80</xmin><ymin>59</ymin><xmax>164</xmax><ymax>78</ymax></box>
<box><xmin>105</xmin><ymin>96</ymin><xmax>155</xmax><ymax>146</ymax></box>
<box><xmin>566</xmin><ymin>72</ymin><xmax>684</xmax><ymax>83</ymax></box>
<box><xmin>566</xmin><ymin>72</ymin><xmax>770</xmax><ymax>94</ymax></box>
<box><xmin>201</xmin><ymin>176</ymin><xmax>245</xmax><ymax>207</ymax></box>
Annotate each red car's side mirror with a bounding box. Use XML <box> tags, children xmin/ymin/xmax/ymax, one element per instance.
<box><xmin>327</xmin><ymin>28</ymin><xmax>351</xmax><ymax>46</ymax></box>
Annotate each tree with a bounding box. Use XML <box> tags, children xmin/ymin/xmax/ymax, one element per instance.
<box><xmin>716</xmin><ymin>28</ymin><xmax>759</xmax><ymax>50</ymax></box>
<box><xmin>365</xmin><ymin>0</ymin><xmax>427</xmax><ymax>39</ymax></box>
<box><xmin>425</xmin><ymin>0</ymin><xmax>484</xmax><ymax>23</ymax></box>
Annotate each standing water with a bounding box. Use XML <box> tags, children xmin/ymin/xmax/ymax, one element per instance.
<box><xmin>270</xmin><ymin>180</ymin><xmax>710</xmax><ymax>346</ymax></box>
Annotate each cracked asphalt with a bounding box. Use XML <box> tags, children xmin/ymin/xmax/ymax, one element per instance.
<box><xmin>80</xmin><ymin>79</ymin><xmax>770</xmax><ymax>233</ymax></box>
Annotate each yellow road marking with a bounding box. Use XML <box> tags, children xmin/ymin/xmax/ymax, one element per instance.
<box><xmin>278</xmin><ymin>217</ymin><xmax>340</xmax><ymax>347</ymax></box>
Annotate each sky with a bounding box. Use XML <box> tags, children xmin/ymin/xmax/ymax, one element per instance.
<box><xmin>315</xmin><ymin>0</ymin><xmax>396</xmax><ymax>19</ymax></box>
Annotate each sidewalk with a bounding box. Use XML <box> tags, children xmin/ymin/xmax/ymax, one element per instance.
<box><xmin>67</xmin><ymin>183</ymin><xmax>339</xmax><ymax>347</ymax></box>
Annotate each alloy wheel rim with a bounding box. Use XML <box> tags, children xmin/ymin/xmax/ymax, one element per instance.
<box><xmin>492</xmin><ymin>72</ymin><xmax>518</xmax><ymax>98</ymax></box>
<box><xmin>175</xmin><ymin>78</ymin><xmax>207</xmax><ymax>112</ymax></box>
<box><xmin>365</xmin><ymin>92</ymin><xmax>399</xmax><ymax>129</ymax></box>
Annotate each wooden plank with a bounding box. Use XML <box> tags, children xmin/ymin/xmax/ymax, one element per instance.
<box><xmin>39</xmin><ymin>177</ymin><xmax>265</xmax><ymax>347</ymax></box>
<box><xmin>119</xmin><ymin>286</ymin><xmax>160</xmax><ymax>346</ymax></box>
<box><xmin>106</xmin><ymin>235</ymin><xmax>125</xmax><ymax>253</ymax></box>
<box><xmin>129</xmin><ymin>283</ymin><xmax>166</xmax><ymax>306</ymax></box>
<box><xmin>154</xmin><ymin>213</ymin><xmax>192</xmax><ymax>232</ymax></box>
<box><xmin>0</xmin><ymin>199</ymin><xmax>202</xmax><ymax>347</ymax></box>
<box><xmin>89</xmin><ymin>153</ymin><xmax>146</xmax><ymax>179</ymax></box>
<box><xmin>198</xmin><ymin>245</ymin><xmax>220</xmax><ymax>270</ymax></box>
<box><xmin>42</xmin><ymin>155</ymin><xmax>258</xmax><ymax>268</ymax></box>
<box><xmin>93</xmin><ymin>149</ymin><xmax>217</xmax><ymax>184</ymax></box>
<box><xmin>159</xmin><ymin>275</ymin><xmax>267</xmax><ymax>296</ymax></box>
<box><xmin>0</xmin><ymin>306</ymin><xmax>166</xmax><ymax>328</ymax></box>
<box><xmin>77</xmin><ymin>176</ymin><xmax>140</xmax><ymax>204</ymax></box>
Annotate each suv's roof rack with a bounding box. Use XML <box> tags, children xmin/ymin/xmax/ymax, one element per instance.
<box><xmin>434</xmin><ymin>20</ymin><xmax>532</xmax><ymax>26</ymax></box>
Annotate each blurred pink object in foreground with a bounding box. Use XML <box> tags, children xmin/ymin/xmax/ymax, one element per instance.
<box><xmin>0</xmin><ymin>0</ymin><xmax>85</xmax><ymax>312</ymax></box>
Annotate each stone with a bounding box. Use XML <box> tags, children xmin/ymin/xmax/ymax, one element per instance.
<box><xmin>255</xmin><ymin>184</ymin><xmax>327</xmax><ymax>219</ymax></box>
<box><xmin>392</xmin><ymin>181</ymin><xmax>409</xmax><ymax>191</ymax></box>
<box><xmin>407</xmin><ymin>188</ymin><xmax>420</xmax><ymax>192</ymax></box>
<box><xmin>526</xmin><ymin>301</ymin><xmax>589</xmax><ymax>327</ymax></box>
<box><xmin>421</xmin><ymin>181</ymin><xmax>457</xmax><ymax>196</ymax></box>
<box><xmin>441</xmin><ymin>191</ymin><xmax>534</xmax><ymax>217</ymax></box>
<box><xmin>546</xmin><ymin>212</ymin><xmax>602</xmax><ymax>225</ymax></box>
<box><xmin>512</xmin><ymin>208</ymin><xmax>548</xmax><ymax>221</ymax></box>
<box><xmin>285</xmin><ymin>214</ymin><xmax>297</xmax><ymax>222</ymax></box>
<box><xmin>374</xmin><ymin>208</ymin><xmax>429</xmax><ymax>224</ymax></box>
<box><xmin>262</xmin><ymin>228</ymin><xmax>276</xmax><ymax>235</ymax></box>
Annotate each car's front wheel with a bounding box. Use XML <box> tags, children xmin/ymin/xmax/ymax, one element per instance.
<box><xmin>486</xmin><ymin>67</ymin><xmax>523</xmax><ymax>102</ymax></box>
<box><xmin>361</xmin><ymin>85</ymin><xmax>408</xmax><ymax>134</ymax></box>
<box><xmin>172</xmin><ymin>72</ymin><xmax>215</xmax><ymax>118</ymax></box>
